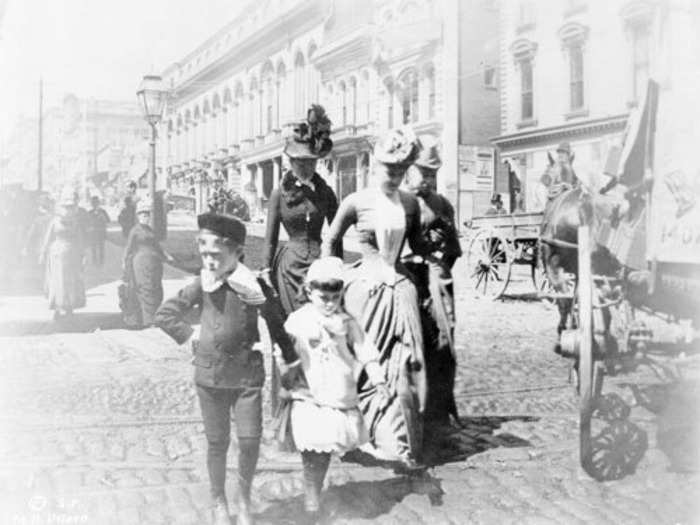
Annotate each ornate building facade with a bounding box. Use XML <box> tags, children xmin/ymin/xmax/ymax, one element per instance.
<box><xmin>160</xmin><ymin>0</ymin><xmax>498</xmax><ymax>221</ymax></box>
<box><xmin>2</xmin><ymin>94</ymin><xmax>148</xmax><ymax>201</ymax></box>
<box><xmin>491</xmin><ymin>0</ymin><xmax>696</xmax><ymax>212</ymax></box>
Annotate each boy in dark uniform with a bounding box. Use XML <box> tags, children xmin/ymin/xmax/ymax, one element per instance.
<box><xmin>155</xmin><ymin>213</ymin><xmax>299</xmax><ymax>525</ymax></box>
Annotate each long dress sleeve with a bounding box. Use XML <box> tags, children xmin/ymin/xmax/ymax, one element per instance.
<box><xmin>258</xmin><ymin>298</ymin><xmax>299</xmax><ymax>364</ymax></box>
<box><xmin>403</xmin><ymin>195</ymin><xmax>431</xmax><ymax>258</ymax></box>
<box><xmin>261</xmin><ymin>189</ymin><xmax>281</xmax><ymax>269</ymax></box>
<box><xmin>321</xmin><ymin>194</ymin><xmax>357</xmax><ymax>258</ymax></box>
<box><xmin>122</xmin><ymin>225</ymin><xmax>138</xmax><ymax>267</ymax></box>
<box><xmin>155</xmin><ymin>279</ymin><xmax>202</xmax><ymax>344</ymax></box>
<box><xmin>323</xmin><ymin>185</ymin><xmax>343</xmax><ymax>257</ymax></box>
<box><xmin>440</xmin><ymin>196</ymin><xmax>463</xmax><ymax>268</ymax></box>
<box><xmin>38</xmin><ymin>220</ymin><xmax>55</xmax><ymax>265</ymax></box>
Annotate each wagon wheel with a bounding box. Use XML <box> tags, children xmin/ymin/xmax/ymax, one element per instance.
<box><xmin>466</xmin><ymin>229</ymin><xmax>513</xmax><ymax>300</ymax></box>
<box><xmin>576</xmin><ymin>225</ymin><xmax>604</xmax><ymax>477</ymax></box>
<box><xmin>531</xmin><ymin>262</ymin><xmax>556</xmax><ymax>305</ymax></box>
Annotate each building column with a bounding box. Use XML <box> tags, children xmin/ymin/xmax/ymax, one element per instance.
<box><xmin>209</xmin><ymin>113</ymin><xmax>217</xmax><ymax>152</ymax></box>
<box><xmin>220</xmin><ymin>107</ymin><xmax>228</xmax><ymax>150</ymax></box>
<box><xmin>272</xmin><ymin>156</ymin><xmax>280</xmax><ymax>189</ymax></box>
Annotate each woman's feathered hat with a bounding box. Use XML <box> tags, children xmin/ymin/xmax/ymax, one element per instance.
<box><xmin>284</xmin><ymin>104</ymin><xmax>333</xmax><ymax>159</ymax></box>
<box><xmin>414</xmin><ymin>134</ymin><xmax>442</xmax><ymax>170</ymax></box>
<box><xmin>373</xmin><ymin>126</ymin><xmax>421</xmax><ymax>168</ymax></box>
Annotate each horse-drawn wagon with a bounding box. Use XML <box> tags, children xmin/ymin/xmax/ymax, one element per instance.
<box><xmin>542</xmin><ymin>79</ymin><xmax>700</xmax><ymax>481</ymax></box>
<box><xmin>464</xmin><ymin>211</ymin><xmax>548</xmax><ymax>299</ymax></box>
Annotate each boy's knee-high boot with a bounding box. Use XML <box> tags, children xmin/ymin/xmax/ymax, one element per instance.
<box><xmin>301</xmin><ymin>451</ymin><xmax>331</xmax><ymax>514</ymax></box>
<box><xmin>237</xmin><ymin>437</ymin><xmax>260</xmax><ymax>525</ymax></box>
<box><xmin>313</xmin><ymin>452</ymin><xmax>331</xmax><ymax>495</ymax></box>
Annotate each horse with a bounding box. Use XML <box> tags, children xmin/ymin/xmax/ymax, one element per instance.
<box><xmin>538</xmin><ymin>154</ymin><xmax>584</xmax><ymax>337</ymax></box>
<box><xmin>538</xmin><ymin>154</ymin><xmax>622</xmax><ymax>347</ymax></box>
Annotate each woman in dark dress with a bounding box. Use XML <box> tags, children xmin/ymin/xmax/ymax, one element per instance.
<box><xmin>122</xmin><ymin>201</ymin><xmax>172</xmax><ymax>328</ymax></box>
<box><xmin>262</xmin><ymin>104</ymin><xmax>339</xmax><ymax>410</ymax></box>
<box><xmin>322</xmin><ymin>127</ymin><xmax>429</xmax><ymax>468</ymax></box>
<box><xmin>404</xmin><ymin>135</ymin><xmax>462</xmax><ymax>429</ymax></box>
<box><xmin>261</xmin><ymin>104</ymin><xmax>339</xmax><ymax>313</ymax></box>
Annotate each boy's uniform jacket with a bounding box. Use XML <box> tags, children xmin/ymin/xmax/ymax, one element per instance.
<box><xmin>156</xmin><ymin>263</ymin><xmax>297</xmax><ymax>389</ymax></box>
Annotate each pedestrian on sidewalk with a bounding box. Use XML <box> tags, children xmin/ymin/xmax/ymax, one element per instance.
<box><xmin>278</xmin><ymin>256</ymin><xmax>387</xmax><ymax>519</ymax></box>
<box><xmin>87</xmin><ymin>196</ymin><xmax>110</xmax><ymax>266</ymax></box>
<box><xmin>155</xmin><ymin>212</ymin><xmax>300</xmax><ymax>525</ymax></box>
<box><xmin>39</xmin><ymin>188</ymin><xmax>86</xmax><ymax>320</ymax></box>
<box><xmin>321</xmin><ymin>126</ymin><xmax>430</xmax><ymax>470</ymax></box>
<box><xmin>121</xmin><ymin>201</ymin><xmax>173</xmax><ymax>328</ymax></box>
<box><xmin>404</xmin><ymin>135</ymin><xmax>462</xmax><ymax>429</ymax></box>
<box><xmin>118</xmin><ymin>195</ymin><xmax>136</xmax><ymax>238</ymax></box>
<box><xmin>260</xmin><ymin>103</ymin><xmax>340</xmax><ymax>413</ymax></box>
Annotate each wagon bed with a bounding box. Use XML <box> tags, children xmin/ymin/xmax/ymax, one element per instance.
<box><xmin>464</xmin><ymin>211</ymin><xmax>547</xmax><ymax>299</ymax></box>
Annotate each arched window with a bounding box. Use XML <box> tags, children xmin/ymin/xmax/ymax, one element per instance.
<box><xmin>262</xmin><ymin>62</ymin><xmax>274</xmax><ymax>133</ymax></box>
<box><xmin>276</xmin><ymin>61</ymin><xmax>286</xmax><ymax>128</ymax></box>
<box><xmin>349</xmin><ymin>77</ymin><xmax>357</xmax><ymax>125</ymax></box>
<box><xmin>384</xmin><ymin>80</ymin><xmax>394</xmax><ymax>128</ymax></box>
<box><xmin>425</xmin><ymin>64</ymin><xmax>436</xmax><ymax>118</ymax></box>
<box><xmin>234</xmin><ymin>82</ymin><xmax>244</xmax><ymax>143</ymax></box>
<box><xmin>339</xmin><ymin>81</ymin><xmax>347</xmax><ymax>126</ymax></box>
<box><xmin>294</xmin><ymin>51</ymin><xmax>306</xmax><ymax>118</ymax></box>
<box><xmin>398</xmin><ymin>69</ymin><xmax>419</xmax><ymax>124</ymax></box>
<box><xmin>249</xmin><ymin>78</ymin><xmax>258</xmax><ymax>138</ymax></box>
<box><xmin>362</xmin><ymin>70</ymin><xmax>371</xmax><ymax>122</ymax></box>
<box><xmin>308</xmin><ymin>43</ymin><xmax>319</xmax><ymax>104</ymax></box>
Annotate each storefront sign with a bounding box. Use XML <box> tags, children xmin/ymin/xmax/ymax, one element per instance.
<box><xmin>459</xmin><ymin>145</ymin><xmax>493</xmax><ymax>192</ymax></box>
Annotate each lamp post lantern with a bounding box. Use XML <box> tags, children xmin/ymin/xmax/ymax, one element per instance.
<box><xmin>136</xmin><ymin>74</ymin><xmax>167</xmax><ymax>231</ymax></box>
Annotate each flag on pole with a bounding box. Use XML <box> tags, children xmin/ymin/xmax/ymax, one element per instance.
<box><xmin>617</xmin><ymin>79</ymin><xmax>659</xmax><ymax>187</ymax></box>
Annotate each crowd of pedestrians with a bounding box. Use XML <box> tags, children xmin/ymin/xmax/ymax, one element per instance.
<box><xmin>153</xmin><ymin>104</ymin><xmax>463</xmax><ymax>525</ymax></box>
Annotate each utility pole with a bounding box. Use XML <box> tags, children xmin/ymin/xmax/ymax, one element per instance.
<box><xmin>37</xmin><ymin>77</ymin><xmax>43</xmax><ymax>191</ymax></box>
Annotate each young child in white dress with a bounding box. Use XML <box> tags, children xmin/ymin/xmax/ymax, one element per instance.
<box><xmin>279</xmin><ymin>256</ymin><xmax>387</xmax><ymax>517</ymax></box>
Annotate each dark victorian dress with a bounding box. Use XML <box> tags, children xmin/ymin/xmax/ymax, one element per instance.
<box><xmin>123</xmin><ymin>223</ymin><xmax>165</xmax><ymax>327</ymax></box>
<box><xmin>405</xmin><ymin>191</ymin><xmax>463</xmax><ymax>427</ymax></box>
<box><xmin>262</xmin><ymin>172</ymin><xmax>340</xmax><ymax>315</ymax></box>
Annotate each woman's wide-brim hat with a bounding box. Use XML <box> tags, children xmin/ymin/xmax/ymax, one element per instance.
<box><xmin>414</xmin><ymin>134</ymin><xmax>442</xmax><ymax>170</ymax></box>
<box><xmin>284</xmin><ymin>104</ymin><xmax>333</xmax><ymax>159</ymax></box>
<box><xmin>373</xmin><ymin>126</ymin><xmax>421</xmax><ymax>168</ymax></box>
<box><xmin>490</xmin><ymin>193</ymin><xmax>502</xmax><ymax>204</ymax></box>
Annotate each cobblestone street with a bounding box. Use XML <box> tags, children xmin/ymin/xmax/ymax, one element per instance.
<box><xmin>0</xmin><ymin>241</ymin><xmax>698</xmax><ymax>525</ymax></box>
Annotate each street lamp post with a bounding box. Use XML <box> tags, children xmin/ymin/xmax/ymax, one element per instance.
<box><xmin>136</xmin><ymin>75</ymin><xmax>167</xmax><ymax>231</ymax></box>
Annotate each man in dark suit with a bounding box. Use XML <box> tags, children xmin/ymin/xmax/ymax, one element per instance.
<box><xmin>156</xmin><ymin>213</ymin><xmax>299</xmax><ymax>525</ymax></box>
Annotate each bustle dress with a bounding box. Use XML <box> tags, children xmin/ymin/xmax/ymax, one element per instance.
<box><xmin>322</xmin><ymin>187</ymin><xmax>429</xmax><ymax>464</ymax></box>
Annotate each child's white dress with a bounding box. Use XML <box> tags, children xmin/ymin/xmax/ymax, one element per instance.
<box><xmin>284</xmin><ymin>303</ymin><xmax>379</xmax><ymax>453</ymax></box>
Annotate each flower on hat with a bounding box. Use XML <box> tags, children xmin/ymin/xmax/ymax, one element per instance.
<box><xmin>374</xmin><ymin>126</ymin><xmax>421</xmax><ymax>167</ymax></box>
<box><xmin>285</xmin><ymin>104</ymin><xmax>333</xmax><ymax>159</ymax></box>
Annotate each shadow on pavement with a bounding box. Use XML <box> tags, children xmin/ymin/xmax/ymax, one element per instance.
<box><xmin>423</xmin><ymin>415</ymin><xmax>534</xmax><ymax>466</ymax></box>
<box><xmin>252</xmin><ymin>416</ymin><xmax>532</xmax><ymax>523</ymax></box>
<box><xmin>0</xmin><ymin>311</ymin><xmax>127</xmax><ymax>336</ymax></box>
<box><xmin>256</xmin><ymin>473</ymin><xmax>445</xmax><ymax>525</ymax></box>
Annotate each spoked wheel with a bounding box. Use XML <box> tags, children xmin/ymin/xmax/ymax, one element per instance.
<box><xmin>576</xmin><ymin>226</ymin><xmax>646</xmax><ymax>481</ymax></box>
<box><xmin>467</xmin><ymin>229</ymin><xmax>513</xmax><ymax>300</ymax></box>
<box><xmin>577</xmin><ymin>226</ymin><xmax>602</xmax><ymax>475</ymax></box>
<box><xmin>531</xmin><ymin>263</ymin><xmax>556</xmax><ymax>305</ymax></box>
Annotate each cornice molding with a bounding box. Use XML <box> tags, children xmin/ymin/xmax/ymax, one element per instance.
<box><xmin>491</xmin><ymin>114</ymin><xmax>628</xmax><ymax>151</ymax></box>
